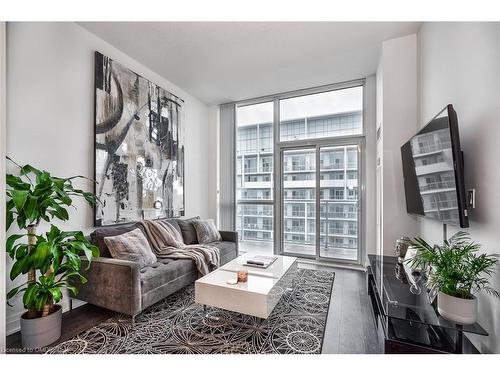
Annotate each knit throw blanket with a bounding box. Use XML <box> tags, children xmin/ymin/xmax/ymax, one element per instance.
<box><xmin>139</xmin><ymin>220</ymin><xmax>220</xmax><ymax>275</ymax></box>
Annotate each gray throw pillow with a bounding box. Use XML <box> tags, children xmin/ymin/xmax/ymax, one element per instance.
<box><xmin>90</xmin><ymin>222</ymin><xmax>148</xmax><ymax>258</ymax></box>
<box><xmin>104</xmin><ymin>228</ymin><xmax>157</xmax><ymax>267</ymax></box>
<box><xmin>192</xmin><ymin>219</ymin><xmax>222</xmax><ymax>244</ymax></box>
<box><xmin>176</xmin><ymin>216</ymin><xmax>200</xmax><ymax>245</ymax></box>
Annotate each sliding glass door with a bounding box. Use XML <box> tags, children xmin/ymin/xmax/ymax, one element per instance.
<box><xmin>281</xmin><ymin>148</ymin><xmax>316</xmax><ymax>256</ymax></box>
<box><xmin>319</xmin><ymin>144</ymin><xmax>360</xmax><ymax>261</ymax></box>
<box><xmin>280</xmin><ymin>142</ymin><xmax>361</xmax><ymax>262</ymax></box>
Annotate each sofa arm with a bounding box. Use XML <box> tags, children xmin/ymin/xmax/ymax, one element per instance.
<box><xmin>72</xmin><ymin>257</ymin><xmax>142</xmax><ymax>316</ymax></box>
<box><xmin>219</xmin><ymin>231</ymin><xmax>239</xmax><ymax>256</ymax></box>
<box><xmin>219</xmin><ymin>230</ymin><xmax>238</xmax><ymax>243</ymax></box>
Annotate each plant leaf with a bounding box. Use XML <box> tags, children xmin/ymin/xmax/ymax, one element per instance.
<box><xmin>35</xmin><ymin>293</ymin><xmax>48</xmax><ymax>312</ymax></box>
<box><xmin>33</xmin><ymin>242</ymin><xmax>51</xmax><ymax>269</ymax></box>
<box><xmin>49</xmin><ymin>288</ymin><xmax>62</xmax><ymax>302</ymax></box>
<box><xmin>23</xmin><ymin>284</ymin><xmax>37</xmax><ymax>308</ymax></box>
<box><xmin>7</xmin><ymin>286</ymin><xmax>21</xmax><ymax>300</ymax></box>
<box><xmin>23</xmin><ymin>194</ymin><xmax>38</xmax><ymax>223</ymax></box>
<box><xmin>6</xmin><ymin>174</ymin><xmax>30</xmax><ymax>190</ymax></box>
<box><xmin>6</xmin><ymin>211</ymin><xmax>14</xmax><ymax>231</ymax></box>
<box><xmin>10</xmin><ymin>257</ymin><xmax>28</xmax><ymax>280</ymax></box>
<box><xmin>11</xmin><ymin>190</ymin><xmax>29</xmax><ymax>210</ymax></box>
<box><xmin>66</xmin><ymin>285</ymin><xmax>78</xmax><ymax>296</ymax></box>
<box><xmin>6</xmin><ymin>234</ymin><xmax>24</xmax><ymax>256</ymax></box>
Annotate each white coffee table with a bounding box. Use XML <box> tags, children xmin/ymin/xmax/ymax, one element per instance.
<box><xmin>195</xmin><ymin>254</ymin><xmax>298</xmax><ymax>319</ymax></box>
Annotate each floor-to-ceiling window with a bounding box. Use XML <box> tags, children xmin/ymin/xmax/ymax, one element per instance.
<box><xmin>235</xmin><ymin>101</ymin><xmax>274</xmax><ymax>255</ymax></box>
<box><xmin>235</xmin><ymin>81</ymin><xmax>364</xmax><ymax>263</ymax></box>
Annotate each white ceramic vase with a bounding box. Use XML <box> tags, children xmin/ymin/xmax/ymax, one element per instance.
<box><xmin>437</xmin><ymin>291</ymin><xmax>477</xmax><ymax>325</ymax></box>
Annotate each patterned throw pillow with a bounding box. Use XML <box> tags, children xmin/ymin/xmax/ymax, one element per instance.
<box><xmin>192</xmin><ymin>219</ymin><xmax>222</xmax><ymax>244</ymax></box>
<box><xmin>104</xmin><ymin>228</ymin><xmax>157</xmax><ymax>267</ymax></box>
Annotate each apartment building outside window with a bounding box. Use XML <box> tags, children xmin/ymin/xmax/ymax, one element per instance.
<box><xmin>235</xmin><ymin>82</ymin><xmax>364</xmax><ymax>262</ymax></box>
<box><xmin>410</xmin><ymin>126</ymin><xmax>459</xmax><ymax>224</ymax></box>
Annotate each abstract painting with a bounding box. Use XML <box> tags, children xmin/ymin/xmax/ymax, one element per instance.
<box><xmin>94</xmin><ymin>51</ymin><xmax>184</xmax><ymax>226</ymax></box>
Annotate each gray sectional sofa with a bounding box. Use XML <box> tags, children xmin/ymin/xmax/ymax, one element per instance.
<box><xmin>74</xmin><ymin>218</ymin><xmax>238</xmax><ymax>318</ymax></box>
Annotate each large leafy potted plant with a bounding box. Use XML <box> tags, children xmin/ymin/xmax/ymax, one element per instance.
<box><xmin>408</xmin><ymin>231</ymin><xmax>499</xmax><ymax>324</ymax></box>
<box><xmin>6</xmin><ymin>158</ymin><xmax>99</xmax><ymax>348</ymax></box>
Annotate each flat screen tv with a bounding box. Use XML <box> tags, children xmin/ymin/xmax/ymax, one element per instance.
<box><xmin>401</xmin><ymin>104</ymin><xmax>469</xmax><ymax>228</ymax></box>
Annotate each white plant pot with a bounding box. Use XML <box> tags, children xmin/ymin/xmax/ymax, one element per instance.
<box><xmin>437</xmin><ymin>291</ymin><xmax>477</xmax><ymax>324</ymax></box>
<box><xmin>20</xmin><ymin>304</ymin><xmax>62</xmax><ymax>349</ymax></box>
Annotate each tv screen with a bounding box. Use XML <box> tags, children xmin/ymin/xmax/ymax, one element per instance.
<box><xmin>401</xmin><ymin>104</ymin><xmax>469</xmax><ymax>228</ymax></box>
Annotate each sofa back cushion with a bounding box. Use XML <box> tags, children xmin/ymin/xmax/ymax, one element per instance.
<box><xmin>176</xmin><ymin>216</ymin><xmax>200</xmax><ymax>245</ymax></box>
<box><xmin>156</xmin><ymin>218</ymin><xmax>182</xmax><ymax>238</ymax></box>
<box><xmin>104</xmin><ymin>228</ymin><xmax>157</xmax><ymax>267</ymax></box>
<box><xmin>90</xmin><ymin>222</ymin><xmax>148</xmax><ymax>258</ymax></box>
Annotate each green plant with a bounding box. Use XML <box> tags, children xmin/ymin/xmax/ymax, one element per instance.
<box><xmin>6</xmin><ymin>157</ymin><xmax>99</xmax><ymax>318</ymax></box>
<box><xmin>407</xmin><ymin>231</ymin><xmax>499</xmax><ymax>300</ymax></box>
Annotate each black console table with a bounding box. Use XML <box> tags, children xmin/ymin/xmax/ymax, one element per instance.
<box><xmin>367</xmin><ymin>255</ymin><xmax>488</xmax><ymax>354</ymax></box>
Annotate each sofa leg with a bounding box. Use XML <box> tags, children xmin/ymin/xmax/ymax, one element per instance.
<box><xmin>131</xmin><ymin>314</ymin><xmax>137</xmax><ymax>324</ymax></box>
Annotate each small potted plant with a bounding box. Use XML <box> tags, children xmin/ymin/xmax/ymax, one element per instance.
<box><xmin>407</xmin><ymin>231</ymin><xmax>499</xmax><ymax>325</ymax></box>
<box><xmin>6</xmin><ymin>158</ymin><xmax>99</xmax><ymax>348</ymax></box>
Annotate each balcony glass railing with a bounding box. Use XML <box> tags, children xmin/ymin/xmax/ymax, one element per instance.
<box><xmin>424</xmin><ymin>198</ymin><xmax>458</xmax><ymax>210</ymax></box>
<box><xmin>241</xmin><ymin>210</ymin><xmax>273</xmax><ymax>216</ymax></box>
<box><xmin>281</xmin><ymin>238</ymin><xmax>357</xmax><ymax>249</ymax></box>
<box><xmin>311</xmin><ymin>212</ymin><xmax>357</xmax><ymax>219</ymax></box>
<box><xmin>241</xmin><ymin>194</ymin><xmax>271</xmax><ymax>200</ymax></box>
<box><xmin>285</xmin><ymin>227</ymin><xmax>305</xmax><ymax>233</ymax></box>
<box><xmin>243</xmin><ymin>223</ymin><xmax>273</xmax><ymax>231</ymax></box>
<box><xmin>414</xmin><ymin>142</ymin><xmax>452</xmax><ymax>155</ymax></box>
<box><xmin>320</xmin><ymin>242</ymin><xmax>357</xmax><ymax>249</ymax></box>
<box><xmin>320</xmin><ymin>163</ymin><xmax>344</xmax><ymax>170</ymax></box>
<box><xmin>327</xmin><ymin>229</ymin><xmax>357</xmax><ymax>236</ymax></box>
<box><xmin>326</xmin><ymin>212</ymin><xmax>357</xmax><ymax>219</ymax></box>
<box><xmin>419</xmin><ymin>180</ymin><xmax>455</xmax><ymax>192</ymax></box>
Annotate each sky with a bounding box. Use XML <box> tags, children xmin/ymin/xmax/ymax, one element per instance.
<box><xmin>236</xmin><ymin>86</ymin><xmax>363</xmax><ymax>126</ymax></box>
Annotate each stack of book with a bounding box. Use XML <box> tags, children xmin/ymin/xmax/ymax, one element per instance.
<box><xmin>244</xmin><ymin>255</ymin><xmax>278</xmax><ymax>269</ymax></box>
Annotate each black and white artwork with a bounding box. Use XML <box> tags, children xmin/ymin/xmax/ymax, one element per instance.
<box><xmin>94</xmin><ymin>52</ymin><xmax>185</xmax><ymax>226</ymax></box>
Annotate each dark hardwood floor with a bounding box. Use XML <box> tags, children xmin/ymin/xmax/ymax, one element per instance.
<box><xmin>301</xmin><ymin>263</ymin><xmax>382</xmax><ymax>354</ymax></box>
<box><xmin>7</xmin><ymin>263</ymin><xmax>381</xmax><ymax>354</ymax></box>
<box><xmin>6</xmin><ymin>303</ymin><xmax>115</xmax><ymax>353</ymax></box>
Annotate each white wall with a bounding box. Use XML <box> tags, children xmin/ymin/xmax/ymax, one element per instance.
<box><xmin>375</xmin><ymin>55</ymin><xmax>383</xmax><ymax>257</ymax></box>
<box><xmin>418</xmin><ymin>22</ymin><xmax>500</xmax><ymax>354</ymax></box>
<box><xmin>376</xmin><ymin>34</ymin><xmax>419</xmax><ymax>255</ymax></box>
<box><xmin>364</xmin><ymin>75</ymin><xmax>377</xmax><ymax>258</ymax></box>
<box><xmin>0</xmin><ymin>21</ymin><xmax>7</xmax><ymax>353</ymax></box>
<box><xmin>5</xmin><ymin>22</ymin><xmax>211</xmax><ymax>334</ymax></box>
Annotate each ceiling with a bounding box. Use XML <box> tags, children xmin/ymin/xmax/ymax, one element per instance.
<box><xmin>79</xmin><ymin>22</ymin><xmax>421</xmax><ymax>105</ymax></box>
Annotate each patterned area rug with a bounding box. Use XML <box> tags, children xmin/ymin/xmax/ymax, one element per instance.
<box><xmin>46</xmin><ymin>267</ymin><xmax>335</xmax><ymax>354</ymax></box>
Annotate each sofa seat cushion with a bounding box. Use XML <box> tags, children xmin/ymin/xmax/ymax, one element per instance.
<box><xmin>209</xmin><ymin>241</ymin><xmax>237</xmax><ymax>264</ymax></box>
<box><xmin>140</xmin><ymin>258</ymin><xmax>196</xmax><ymax>293</ymax></box>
